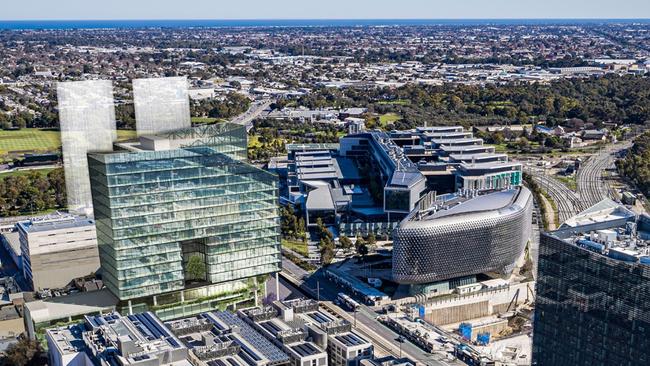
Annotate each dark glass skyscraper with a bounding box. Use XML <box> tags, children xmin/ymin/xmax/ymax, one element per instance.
<box><xmin>533</xmin><ymin>232</ymin><xmax>650</xmax><ymax>366</ymax></box>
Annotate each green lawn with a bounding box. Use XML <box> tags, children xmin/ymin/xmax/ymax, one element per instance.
<box><xmin>191</xmin><ymin>117</ymin><xmax>222</xmax><ymax>124</ymax></box>
<box><xmin>378</xmin><ymin>113</ymin><xmax>402</xmax><ymax>127</ymax></box>
<box><xmin>116</xmin><ymin>130</ymin><xmax>137</xmax><ymax>141</ymax></box>
<box><xmin>248</xmin><ymin>135</ymin><xmax>286</xmax><ymax>149</ymax></box>
<box><xmin>494</xmin><ymin>143</ymin><xmax>510</xmax><ymax>153</ymax></box>
<box><xmin>0</xmin><ymin>128</ymin><xmax>137</xmax><ymax>156</ymax></box>
<box><xmin>0</xmin><ymin>128</ymin><xmax>61</xmax><ymax>155</ymax></box>
<box><xmin>282</xmin><ymin>239</ymin><xmax>309</xmax><ymax>257</ymax></box>
<box><xmin>0</xmin><ymin>167</ymin><xmax>55</xmax><ymax>178</ymax></box>
<box><xmin>377</xmin><ymin>99</ymin><xmax>411</xmax><ymax>105</ymax></box>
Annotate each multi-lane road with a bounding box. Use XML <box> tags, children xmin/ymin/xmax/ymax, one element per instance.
<box><xmin>230</xmin><ymin>99</ymin><xmax>273</xmax><ymax>132</ymax></box>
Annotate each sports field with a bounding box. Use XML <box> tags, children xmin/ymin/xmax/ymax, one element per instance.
<box><xmin>0</xmin><ymin>128</ymin><xmax>137</xmax><ymax>155</ymax></box>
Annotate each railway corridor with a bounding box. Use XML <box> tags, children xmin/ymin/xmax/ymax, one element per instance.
<box><xmin>528</xmin><ymin>142</ymin><xmax>630</xmax><ymax>226</ymax></box>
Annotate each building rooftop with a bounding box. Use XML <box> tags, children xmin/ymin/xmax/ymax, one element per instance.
<box><xmin>114</xmin><ymin>123</ymin><xmax>246</xmax><ymax>153</ymax></box>
<box><xmin>416</xmin><ymin>126</ymin><xmax>464</xmax><ymax>133</ymax></box>
<box><xmin>17</xmin><ymin>212</ymin><xmax>94</xmax><ymax>233</ymax></box>
<box><xmin>286</xmin><ymin>143</ymin><xmax>340</xmax><ymax>153</ymax></box>
<box><xmin>458</xmin><ymin>160</ymin><xmax>522</xmax><ymax>172</ymax></box>
<box><xmin>1</xmin><ymin>231</ymin><xmax>21</xmax><ymax>257</ymax></box>
<box><xmin>559</xmin><ymin>198</ymin><xmax>636</xmax><ymax>229</ymax></box>
<box><xmin>422</xmin><ymin>131</ymin><xmax>473</xmax><ymax>139</ymax></box>
<box><xmin>304</xmin><ymin>181</ymin><xmax>335</xmax><ymax>211</ymax></box>
<box><xmin>46</xmin><ymin>325</ymin><xmax>86</xmax><ymax>356</ymax></box>
<box><xmin>165</xmin><ymin>312</ymin><xmax>290</xmax><ymax>366</ymax></box>
<box><xmin>550</xmin><ymin>200</ymin><xmax>648</xmax><ymax>264</ymax></box>
<box><xmin>209</xmin><ymin>311</ymin><xmax>290</xmax><ymax>365</ymax></box>
<box><xmin>48</xmin><ymin>311</ymin><xmax>191</xmax><ymax>366</ymax></box>
<box><xmin>361</xmin><ymin>131</ymin><xmax>425</xmax><ymax>189</ymax></box>
<box><xmin>26</xmin><ymin>288</ymin><xmax>118</xmax><ymax>324</ymax></box>
<box><xmin>449</xmin><ymin>153</ymin><xmax>508</xmax><ymax>163</ymax></box>
<box><xmin>432</xmin><ymin>137</ymin><xmax>483</xmax><ymax>146</ymax></box>
<box><xmin>409</xmin><ymin>188</ymin><xmax>528</xmax><ymax>223</ymax></box>
<box><xmin>440</xmin><ymin>145</ymin><xmax>496</xmax><ymax>154</ymax></box>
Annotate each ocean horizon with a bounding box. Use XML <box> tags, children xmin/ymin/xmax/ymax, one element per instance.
<box><xmin>1</xmin><ymin>18</ymin><xmax>650</xmax><ymax>30</ymax></box>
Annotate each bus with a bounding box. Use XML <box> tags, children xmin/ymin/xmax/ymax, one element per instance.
<box><xmin>337</xmin><ymin>292</ymin><xmax>360</xmax><ymax>311</ymax></box>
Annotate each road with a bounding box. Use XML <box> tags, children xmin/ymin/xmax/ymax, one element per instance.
<box><xmin>230</xmin><ymin>99</ymin><xmax>273</xmax><ymax>132</ymax></box>
<box><xmin>279</xmin><ymin>259</ymin><xmax>459</xmax><ymax>366</ymax></box>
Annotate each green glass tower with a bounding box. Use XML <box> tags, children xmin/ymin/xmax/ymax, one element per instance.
<box><xmin>88</xmin><ymin>123</ymin><xmax>281</xmax><ymax>318</ymax></box>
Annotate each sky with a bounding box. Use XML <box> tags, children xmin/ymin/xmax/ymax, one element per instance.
<box><xmin>2</xmin><ymin>0</ymin><xmax>650</xmax><ymax>20</ymax></box>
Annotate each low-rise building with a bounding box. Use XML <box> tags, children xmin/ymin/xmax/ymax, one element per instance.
<box><xmin>274</xmin><ymin>299</ymin><xmax>373</xmax><ymax>366</ymax></box>
<box><xmin>165</xmin><ymin>311</ymin><xmax>290</xmax><ymax>366</ymax></box>
<box><xmin>238</xmin><ymin>304</ymin><xmax>329</xmax><ymax>366</ymax></box>
<box><xmin>16</xmin><ymin>212</ymin><xmax>99</xmax><ymax>291</ymax></box>
<box><xmin>46</xmin><ymin>311</ymin><xmax>190</xmax><ymax>366</ymax></box>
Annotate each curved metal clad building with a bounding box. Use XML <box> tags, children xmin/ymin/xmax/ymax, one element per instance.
<box><xmin>392</xmin><ymin>187</ymin><xmax>533</xmax><ymax>284</ymax></box>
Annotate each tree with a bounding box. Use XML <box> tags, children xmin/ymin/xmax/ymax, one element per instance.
<box><xmin>3</xmin><ymin>338</ymin><xmax>42</xmax><ymax>366</ymax></box>
<box><xmin>357</xmin><ymin>243</ymin><xmax>369</xmax><ymax>258</ymax></box>
<box><xmin>367</xmin><ymin>232</ymin><xmax>377</xmax><ymax>247</ymax></box>
<box><xmin>319</xmin><ymin>238</ymin><xmax>335</xmax><ymax>265</ymax></box>
<box><xmin>354</xmin><ymin>235</ymin><xmax>366</xmax><ymax>253</ymax></box>
<box><xmin>47</xmin><ymin>168</ymin><xmax>67</xmax><ymax>208</ymax></box>
<box><xmin>339</xmin><ymin>235</ymin><xmax>353</xmax><ymax>251</ymax></box>
<box><xmin>186</xmin><ymin>255</ymin><xmax>206</xmax><ymax>281</ymax></box>
<box><xmin>316</xmin><ymin>217</ymin><xmax>333</xmax><ymax>241</ymax></box>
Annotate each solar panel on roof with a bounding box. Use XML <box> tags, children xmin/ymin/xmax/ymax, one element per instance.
<box><xmin>143</xmin><ymin>313</ymin><xmax>170</xmax><ymax>338</ymax></box>
<box><xmin>212</xmin><ymin>312</ymin><xmax>289</xmax><ymax>364</ymax></box>
<box><xmin>167</xmin><ymin>337</ymin><xmax>181</xmax><ymax>349</ymax></box>
<box><xmin>88</xmin><ymin>317</ymin><xmax>99</xmax><ymax>328</ymax></box>
<box><xmin>238</xmin><ymin>350</ymin><xmax>257</xmax><ymax>366</ymax></box>
<box><xmin>261</xmin><ymin>321</ymin><xmax>281</xmax><ymax>334</ymax></box>
<box><xmin>235</xmin><ymin>339</ymin><xmax>261</xmax><ymax>361</ymax></box>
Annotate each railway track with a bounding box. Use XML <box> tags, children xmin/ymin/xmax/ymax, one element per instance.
<box><xmin>576</xmin><ymin>143</ymin><xmax>630</xmax><ymax>211</ymax></box>
<box><xmin>531</xmin><ymin>173</ymin><xmax>579</xmax><ymax>224</ymax></box>
<box><xmin>527</xmin><ymin>142</ymin><xmax>631</xmax><ymax>226</ymax></box>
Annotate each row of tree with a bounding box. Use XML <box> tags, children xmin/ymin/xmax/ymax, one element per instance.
<box><xmin>616</xmin><ymin>132</ymin><xmax>650</xmax><ymax>197</ymax></box>
<box><xmin>280</xmin><ymin>205</ymin><xmax>306</xmax><ymax>242</ymax></box>
<box><xmin>190</xmin><ymin>93</ymin><xmax>251</xmax><ymax>120</ymax></box>
<box><xmin>290</xmin><ymin>74</ymin><xmax>650</xmax><ymax>129</ymax></box>
<box><xmin>0</xmin><ymin>168</ymin><xmax>66</xmax><ymax>217</ymax></box>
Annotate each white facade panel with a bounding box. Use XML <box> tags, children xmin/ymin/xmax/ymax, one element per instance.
<box><xmin>133</xmin><ymin>77</ymin><xmax>191</xmax><ymax>136</ymax></box>
<box><xmin>57</xmin><ymin>80</ymin><xmax>117</xmax><ymax>216</ymax></box>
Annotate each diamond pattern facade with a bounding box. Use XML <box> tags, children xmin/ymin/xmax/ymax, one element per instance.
<box><xmin>392</xmin><ymin>187</ymin><xmax>533</xmax><ymax>284</ymax></box>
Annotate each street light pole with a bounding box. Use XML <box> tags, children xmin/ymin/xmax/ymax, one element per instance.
<box><xmin>316</xmin><ymin>281</ymin><xmax>320</xmax><ymax>302</ymax></box>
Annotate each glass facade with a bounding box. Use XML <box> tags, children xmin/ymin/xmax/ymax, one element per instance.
<box><xmin>57</xmin><ymin>80</ymin><xmax>117</xmax><ymax>216</ymax></box>
<box><xmin>458</xmin><ymin>170</ymin><xmax>522</xmax><ymax>191</ymax></box>
<box><xmin>384</xmin><ymin>189</ymin><xmax>411</xmax><ymax>212</ymax></box>
<box><xmin>533</xmin><ymin>233</ymin><xmax>650</xmax><ymax>366</ymax></box>
<box><xmin>88</xmin><ymin>124</ymin><xmax>281</xmax><ymax>301</ymax></box>
<box><xmin>133</xmin><ymin>77</ymin><xmax>191</xmax><ymax>137</ymax></box>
